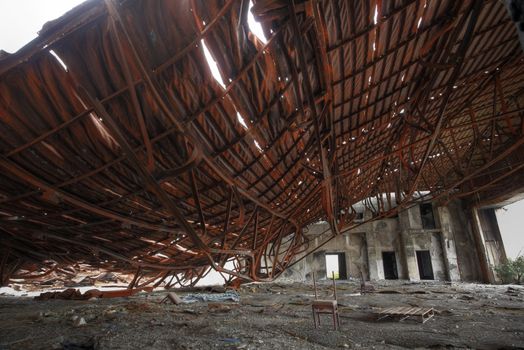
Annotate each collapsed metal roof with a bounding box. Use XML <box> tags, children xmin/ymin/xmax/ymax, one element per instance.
<box><xmin>1</xmin><ymin>0</ymin><xmax>523</xmax><ymax>287</ymax></box>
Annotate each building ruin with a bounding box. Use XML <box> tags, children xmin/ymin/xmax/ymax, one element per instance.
<box><xmin>1</xmin><ymin>0</ymin><xmax>524</xmax><ymax>348</ymax></box>
<box><xmin>282</xmin><ymin>199</ymin><xmax>507</xmax><ymax>283</ymax></box>
<box><xmin>1</xmin><ymin>0</ymin><xmax>523</xmax><ymax>289</ymax></box>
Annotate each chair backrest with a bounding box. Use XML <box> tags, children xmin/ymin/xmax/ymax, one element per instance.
<box><xmin>312</xmin><ymin>270</ymin><xmax>337</xmax><ymax>300</ymax></box>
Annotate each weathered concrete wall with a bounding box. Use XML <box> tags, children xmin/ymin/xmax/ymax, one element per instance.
<box><xmin>346</xmin><ymin>232</ymin><xmax>368</xmax><ymax>279</ymax></box>
<box><xmin>366</xmin><ymin>219</ymin><xmax>403</xmax><ymax>280</ymax></box>
<box><xmin>278</xmin><ymin>199</ymin><xmax>495</xmax><ymax>283</ymax></box>
<box><xmin>399</xmin><ymin>207</ymin><xmax>422</xmax><ymax>280</ymax></box>
<box><xmin>409</xmin><ymin>231</ymin><xmax>446</xmax><ymax>281</ymax></box>
<box><xmin>439</xmin><ymin>200</ymin><xmax>482</xmax><ymax>281</ymax></box>
<box><xmin>470</xmin><ymin>207</ymin><xmax>508</xmax><ymax>283</ymax></box>
<box><xmin>401</xmin><ymin>204</ymin><xmax>446</xmax><ymax>281</ymax></box>
<box><xmin>436</xmin><ymin>205</ymin><xmax>461</xmax><ymax>281</ymax></box>
<box><xmin>478</xmin><ymin>208</ymin><xmax>507</xmax><ymax>268</ymax></box>
<box><xmin>278</xmin><ymin>223</ymin><xmax>331</xmax><ymax>281</ymax></box>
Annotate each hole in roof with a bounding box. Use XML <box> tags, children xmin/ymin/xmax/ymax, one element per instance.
<box><xmin>174</xmin><ymin>244</ymin><xmax>198</xmax><ymax>255</ymax></box>
<box><xmin>154</xmin><ymin>253</ymin><xmax>169</xmax><ymax>259</ymax></box>
<box><xmin>89</xmin><ymin>113</ymin><xmax>117</xmax><ymax>148</ymax></box>
<box><xmin>200</xmin><ymin>39</ymin><xmax>225</xmax><ymax>89</ymax></box>
<box><xmin>49</xmin><ymin>50</ymin><xmax>68</xmax><ymax>71</ymax></box>
<box><xmin>254</xmin><ymin>139</ymin><xmax>263</xmax><ymax>152</ymax></box>
<box><xmin>417</xmin><ymin>17</ymin><xmax>422</xmax><ymax>29</ymax></box>
<box><xmin>248</xmin><ymin>0</ymin><xmax>267</xmax><ymax>44</ymax></box>
<box><xmin>373</xmin><ymin>4</ymin><xmax>378</xmax><ymax>25</ymax></box>
<box><xmin>400</xmin><ymin>108</ymin><xmax>405</xmax><ymax>113</ymax></box>
<box><xmin>236</xmin><ymin>112</ymin><xmax>248</xmax><ymax>129</ymax></box>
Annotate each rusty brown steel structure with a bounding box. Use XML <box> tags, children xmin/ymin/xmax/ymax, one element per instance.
<box><xmin>0</xmin><ymin>0</ymin><xmax>523</xmax><ymax>287</ymax></box>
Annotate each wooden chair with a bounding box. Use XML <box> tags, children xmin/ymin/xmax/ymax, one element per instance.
<box><xmin>311</xmin><ymin>271</ymin><xmax>341</xmax><ymax>330</ymax></box>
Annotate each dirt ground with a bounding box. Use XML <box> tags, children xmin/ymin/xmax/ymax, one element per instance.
<box><xmin>0</xmin><ymin>280</ymin><xmax>523</xmax><ymax>350</ymax></box>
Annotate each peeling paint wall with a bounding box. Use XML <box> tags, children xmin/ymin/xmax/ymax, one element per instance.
<box><xmin>437</xmin><ymin>201</ymin><xmax>481</xmax><ymax>281</ymax></box>
<box><xmin>280</xmin><ymin>199</ymin><xmax>493</xmax><ymax>283</ymax></box>
<box><xmin>366</xmin><ymin>219</ymin><xmax>403</xmax><ymax>280</ymax></box>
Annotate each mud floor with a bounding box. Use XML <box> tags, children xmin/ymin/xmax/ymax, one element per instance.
<box><xmin>0</xmin><ymin>281</ymin><xmax>523</xmax><ymax>349</ymax></box>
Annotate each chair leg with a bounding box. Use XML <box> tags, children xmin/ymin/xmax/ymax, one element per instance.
<box><xmin>312</xmin><ymin>307</ymin><xmax>317</xmax><ymax>328</ymax></box>
<box><xmin>336</xmin><ymin>311</ymin><xmax>341</xmax><ymax>329</ymax></box>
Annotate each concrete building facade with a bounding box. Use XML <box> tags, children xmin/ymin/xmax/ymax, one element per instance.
<box><xmin>281</xmin><ymin>199</ymin><xmax>507</xmax><ymax>283</ymax></box>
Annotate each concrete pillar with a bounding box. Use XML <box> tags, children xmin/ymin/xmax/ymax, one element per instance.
<box><xmin>470</xmin><ymin>208</ymin><xmax>495</xmax><ymax>283</ymax></box>
<box><xmin>399</xmin><ymin>209</ymin><xmax>419</xmax><ymax>280</ymax></box>
<box><xmin>401</xmin><ymin>230</ymin><xmax>419</xmax><ymax>280</ymax></box>
<box><xmin>437</xmin><ymin>206</ymin><xmax>461</xmax><ymax>281</ymax></box>
<box><xmin>398</xmin><ymin>209</ymin><xmax>409</xmax><ymax>279</ymax></box>
<box><xmin>366</xmin><ymin>231</ymin><xmax>380</xmax><ymax>280</ymax></box>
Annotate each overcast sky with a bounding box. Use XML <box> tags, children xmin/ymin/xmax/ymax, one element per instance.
<box><xmin>1</xmin><ymin>1</ymin><xmax>522</xmax><ymax>261</ymax></box>
<box><xmin>0</xmin><ymin>0</ymin><xmax>85</xmax><ymax>53</ymax></box>
<box><xmin>496</xmin><ymin>200</ymin><xmax>524</xmax><ymax>259</ymax></box>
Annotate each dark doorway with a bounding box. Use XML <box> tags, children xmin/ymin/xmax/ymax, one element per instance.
<box><xmin>325</xmin><ymin>253</ymin><xmax>347</xmax><ymax>280</ymax></box>
<box><xmin>382</xmin><ymin>251</ymin><xmax>398</xmax><ymax>279</ymax></box>
<box><xmin>416</xmin><ymin>250</ymin><xmax>434</xmax><ymax>280</ymax></box>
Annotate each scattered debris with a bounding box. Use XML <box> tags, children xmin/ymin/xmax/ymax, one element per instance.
<box><xmin>1</xmin><ymin>281</ymin><xmax>524</xmax><ymax>349</ymax></box>
<box><xmin>160</xmin><ymin>292</ymin><xmax>183</xmax><ymax>305</ymax></box>
<box><xmin>34</xmin><ymin>287</ymin><xmax>153</xmax><ymax>301</ymax></box>
<box><xmin>35</xmin><ymin>288</ymin><xmax>87</xmax><ymax>301</ymax></box>
<box><xmin>71</xmin><ymin>315</ymin><xmax>87</xmax><ymax>327</ymax></box>
<box><xmin>377</xmin><ymin>306</ymin><xmax>435</xmax><ymax>323</ymax></box>
<box><xmin>506</xmin><ymin>286</ymin><xmax>524</xmax><ymax>296</ymax></box>
<box><xmin>182</xmin><ymin>290</ymin><xmax>240</xmax><ymax>303</ymax></box>
<box><xmin>208</xmin><ymin>303</ymin><xmax>236</xmax><ymax>313</ymax></box>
